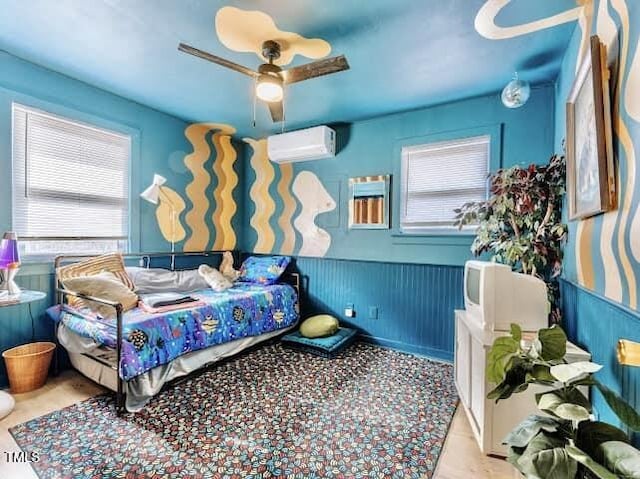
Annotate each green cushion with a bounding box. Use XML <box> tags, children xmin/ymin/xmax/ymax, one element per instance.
<box><xmin>299</xmin><ymin>314</ymin><xmax>339</xmax><ymax>338</ymax></box>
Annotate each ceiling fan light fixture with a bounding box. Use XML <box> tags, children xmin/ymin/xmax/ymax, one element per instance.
<box><xmin>256</xmin><ymin>74</ymin><xmax>283</xmax><ymax>103</ymax></box>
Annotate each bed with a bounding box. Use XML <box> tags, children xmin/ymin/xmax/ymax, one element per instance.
<box><xmin>52</xmin><ymin>252</ymin><xmax>300</xmax><ymax>413</ymax></box>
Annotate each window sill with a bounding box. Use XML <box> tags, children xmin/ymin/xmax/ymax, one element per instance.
<box><xmin>392</xmin><ymin>230</ymin><xmax>475</xmax><ymax>246</ymax></box>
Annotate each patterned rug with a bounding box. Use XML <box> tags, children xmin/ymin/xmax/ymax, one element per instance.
<box><xmin>11</xmin><ymin>342</ymin><xmax>458</xmax><ymax>479</ymax></box>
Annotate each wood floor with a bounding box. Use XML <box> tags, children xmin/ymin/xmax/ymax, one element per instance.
<box><xmin>0</xmin><ymin>371</ymin><xmax>518</xmax><ymax>478</ymax></box>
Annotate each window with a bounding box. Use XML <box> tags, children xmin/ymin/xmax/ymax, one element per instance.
<box><xmin>400</xmin><ymin>134</ymin><xmax>490</xmax><ymax>232</ymax></box>
<box><xmin>12</xmin><ymin>104</ymin><xmax>131</xmax><ymax>258</ymax></box>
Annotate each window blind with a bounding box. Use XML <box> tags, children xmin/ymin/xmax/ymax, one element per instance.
<box><xmin>400</xmin><ymin>135</ymin><xmax>490</xmax><ymax>231</ymax></box>
<box><xmin>12</xmin><ymin>104</ymin><xmax>131</xmax><ymax>256</ymax></box>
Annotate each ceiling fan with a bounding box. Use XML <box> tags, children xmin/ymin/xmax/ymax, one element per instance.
<box><xmin>178</xmin><ymin>40</ymin><xmax>350</xmax><ymax>123</ymax></box>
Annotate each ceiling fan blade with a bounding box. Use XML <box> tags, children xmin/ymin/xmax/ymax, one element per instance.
<box><xmin>283</xmin><ymin>55</ymin><xmax>350</xmax><ymax>85</ymax></box>
<box><xmin>268</xmin><ymin>101</ymin><xmax>284</xmax><ymax>123</ymax></box>
<box><xmin>178</xmin><ymin>43</ymin><xmax>258</xmax><ymax>78</ymax></box>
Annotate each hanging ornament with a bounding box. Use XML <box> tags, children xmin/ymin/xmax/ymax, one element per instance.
<box><xmin>501</xmin><ymin>72</ymin><xmax>531</xmax><ymax>109</ymax></box>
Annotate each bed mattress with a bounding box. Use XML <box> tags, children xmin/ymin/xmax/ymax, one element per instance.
<box><xmin>58</xmin><ymin>283</ymin><xmax>299</xmax><ymax>380</ymax></box>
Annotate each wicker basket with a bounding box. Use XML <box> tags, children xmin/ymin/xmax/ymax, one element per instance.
<box><xmin>2</xmin><ymin>342</ymin><xmax>56</xmax><ymax>394</ymax></box>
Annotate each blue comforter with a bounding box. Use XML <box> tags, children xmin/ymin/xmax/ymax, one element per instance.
<box><xmin>56</xmin><ymin>283</ymin><xmax>299</xmax><ymax>380</ymax></box>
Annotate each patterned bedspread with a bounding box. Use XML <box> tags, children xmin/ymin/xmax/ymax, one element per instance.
<box><xmin>58</xmin><ymin>283</ymin><xmax>299</xmax><ymax>380</ymax></box>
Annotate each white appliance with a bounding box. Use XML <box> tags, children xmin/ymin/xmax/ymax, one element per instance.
<box><xmin>267</xmin><ymin>125</ymin><xmax>336</xmax><ymax>163</ymax></box>
<box><xmin>464</xmin><ymin>260</ymin><xmax>548</xmax><ymax>332</ymax></box>
<box><xmin>455</xmin><ymin>309</ymin><xmax>590</xmax><ymax>456</ymax></box>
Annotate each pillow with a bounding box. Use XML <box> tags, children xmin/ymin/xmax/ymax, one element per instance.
<box><xmin>57</xmin><ymin>253</ymin><xmax>134</xmax><ymax>306</ymax></box>
<box><xmin>63</xmin><ymin>272</ymin><xmax>139</xmax><ymax>318</ymax></box>
<box><xmin>198</xmin><ymin>265</ymin><xmax>233</xmax><ymax>292</ymax></box>
<box><xmin>299</xmin><ymin>314</ymin><xmax>340</xmax><ymax>338</ymax></box>
<box><xmin>126</xmin><ymin>267</ymin><xmax>210</xmax><ymax>294</ymax></box>
<box><xmin>238</xmin><ymin>256</ymin><xmax>291</xmax><ymax>285</ymax></box>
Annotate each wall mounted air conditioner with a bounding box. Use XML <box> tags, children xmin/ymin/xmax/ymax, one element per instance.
<box><xmin>267</xmin><ymin>126</ymin><xmax>336</xmax><ymax>163</ymax></box>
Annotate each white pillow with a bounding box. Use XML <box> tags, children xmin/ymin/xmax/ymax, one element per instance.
<box><xmin>125</xmin><ymin>267</ymin><xmax>210</xmax><ymax>294</ymax></box>
<box><xmin>198</xmin><ymin>265</ymin><xmax>233</xmax><ymax>292</ymax></box>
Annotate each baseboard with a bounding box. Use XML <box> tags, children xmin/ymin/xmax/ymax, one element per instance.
<box><xmin>358</xmin><ymin>334</ymin><xmax>454</xmax><ymax>363</ymax></box>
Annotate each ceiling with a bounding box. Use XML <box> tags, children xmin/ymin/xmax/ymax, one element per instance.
<box><xmin>0</xmin><ymin>0</ymin><xmax>579</xmax><ymax>137</ymax></box>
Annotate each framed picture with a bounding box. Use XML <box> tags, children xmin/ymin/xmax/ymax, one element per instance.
<box><xmin>566</xmin><ymin>35</ymin><xmax>616</xmax><ymax>220</ymax></box>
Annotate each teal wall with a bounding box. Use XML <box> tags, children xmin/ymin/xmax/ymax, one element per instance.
<box><xmin>0</xmin><ymin>50</ymin><xmax>193</xmax><ymax>254</ymax></box>
<box><xmin>0</xmin><ymin>51</ymin><xmax>196</xmax><ymax>386</ymax></box>
<box><xmin>242</xmin><ymin>85</ymin><xmax>556</xmax><ymax>265</ymax></box>
<box><xmin>554</xmin><ymin>1</ymin><xmax>640</xmax><ymax>442</ymax></box>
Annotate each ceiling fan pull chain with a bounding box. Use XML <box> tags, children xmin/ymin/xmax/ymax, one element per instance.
<box><xmin>252</xmin><ymin>78</ymin><xmax>258</xmax><ymax>128</ymax></box>
<box><xmin>281</xmin><ymin>98</ymin><xmax>285</xmax><ymax>134</ymax></box>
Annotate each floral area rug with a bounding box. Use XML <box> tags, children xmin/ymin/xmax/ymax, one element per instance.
<box><xmin>10</xmin><ymin>342</ymin><xmax>458</xmax><ymax>478</ymax></box>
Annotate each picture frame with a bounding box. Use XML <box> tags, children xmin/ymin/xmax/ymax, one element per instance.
<box><xmin>566</xmin><ymin>35</ymin><xmax>616</xmax><ymax>220</ymax></box>
<box><xmin>348</xmin><ymin>175</ymin><xmax>391</xmax><ymax>230</ymax></box>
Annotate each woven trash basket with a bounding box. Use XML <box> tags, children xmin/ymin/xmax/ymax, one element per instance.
<box><xmin>2</xmin><ymin>342</ymin><xmax>56</xmax><ymax>393</ymax></box>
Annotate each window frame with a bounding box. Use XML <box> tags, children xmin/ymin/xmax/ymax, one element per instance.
<box><xmin>9</xmin><ymin>98</ymin><xmax>141</xmax><ymax>261</ymax></box>
<box><xmin>392</xmin><ymin>125</ymin><xmax>502</xmax><ymax>237</ymax></box>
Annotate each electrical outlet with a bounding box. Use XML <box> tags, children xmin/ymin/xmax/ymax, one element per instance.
<box><xmin>368</xmin><ymin>306</ymin><xmax>378</xmax><ymax>320</ymax></box>
<box><xmin>344</xmin><ymin>303</ymin><xmax>355</xmax><ymax>318</ymax></box>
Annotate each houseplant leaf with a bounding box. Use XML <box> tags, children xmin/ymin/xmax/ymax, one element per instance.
<box><xmin>486</xmin><ymin>336</ymin><xmax>520</xmax><ymax>384</ymax></box>
<box><xmin>597</xmin><ymin>441</ymin><xmax>640</xmax><ymax>478</ymax></box>
<box><xmin>538</xmin><ymin>326</ymin><xmax>567</xmax><ymax>360</ymax></box>
<box><xmin>576</xmin><ymin>421</ymin><xmax>630</xmax><ymax>464</ymax></box>
<box><xmin>565</xmin><ymin>445</ymin><xmax>618</xmax><ymax>479</ymax></box>
<box><xmin>516</xmin><ymin>432</ymin><xmax>577</xmax><ymax>479</ymax></box>
<box><xmin>510</xmin><ymin>323</ymin><xmax>522</xmax><ymax>342</ymax></box>
<box><xmin>537</xmin><ymin>392</ymin><xmax>590</xmax><ymax>421</ymax></box>
<box><xmin>503</xmin><ymin>414</ymin><xmax>562</xmax><ymax>449</ymax></box>
<box><xmin>550</xmin><ymin>361</ymin><xmax>602</xmax><ymax>384</ymax></box>
<box><xmin>526</xmin><ymin>364</ymin><xmax>555</xmax><ymax>384</ymax></box>
<box><xmin>595</xmin><ymin>381</ymin><xmax>640</xmax><ymax>432</ymax></box>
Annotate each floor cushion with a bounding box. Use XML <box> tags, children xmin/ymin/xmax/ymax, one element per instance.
<box><xmin>299</xmin><ymin>314</ymin><xmax>339</xmax><ymax>338</ymax></box>
<box><xmin>281</xmin><ymin>327</ymin><xmax>357</xmax><ymax>358</ymax></box>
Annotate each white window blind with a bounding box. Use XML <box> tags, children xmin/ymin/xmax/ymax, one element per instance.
<box><xmin>400</xmin><ymin>135</ymin><xmax>490</xmax><ymax>231</ymax></box>
<box><xmin>12</xmin><ymin>104</ymin><xmax>131</xmax><ymax>257</ymax></box>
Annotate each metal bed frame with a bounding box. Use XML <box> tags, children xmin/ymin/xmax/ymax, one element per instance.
<box><xmin>53</xmin><ymin>251</ymin><xmax>301</xmax><ymax>415</ymax></box>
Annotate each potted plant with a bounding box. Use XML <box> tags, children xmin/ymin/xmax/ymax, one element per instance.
<box><xmin>454</xmin><ymin>155</ymin><xmax>567</xmax><ymax>322</ymax></box>
<box><xmin>487</xmin><ymin>323</ymin><xmax>640</xmax><ymax>478</ymax></box>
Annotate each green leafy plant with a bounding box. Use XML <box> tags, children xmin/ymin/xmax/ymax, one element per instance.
<box><xmin>454</xmin><ymin>155</ymin><xmax>567</xmax><ymax>323</ymax></box>
<box><xmin>487</xmin><ymin>324</ymin><xmax>640</xmax><ymax>478</ymax></box>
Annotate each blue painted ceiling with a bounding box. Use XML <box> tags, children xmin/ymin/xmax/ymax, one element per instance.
<box><xmin>0</xmin><ymin>0</ymin><xmax>577</xmax><ymax>137</ymax></box>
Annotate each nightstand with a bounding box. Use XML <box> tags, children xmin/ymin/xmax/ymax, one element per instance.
<box><xmin>0</xmin><ymin>290</ymin><xmax>47</xmax><ymax>420</ymax></box>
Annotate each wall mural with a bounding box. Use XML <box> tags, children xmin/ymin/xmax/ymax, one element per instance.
<box><xmin>244</xmin><ymin>138</ymin><xmax>337</xmax><ymax>258</ymax></box>
<box><xmin>215</xmin><ymin>6</ymin><xmax>331</xmax><ymax>66</ymax></box>
<box><xmin>244</xmin><ymin>138</ymin><xmax>277</xmax><ymax>254</ymax></box>
<box><xmin>156</xmin><ymin>186</ymin><xmax>187</xmax><ymax>244</ymax></box>
<box><xmin>476</xmin><ymin>0</ymin><xmax>640</xmax><ymax>310</ymax></box>
<box><xmin>475</xmin><ymin>1</ymin><xmax>594</xmax><ymax>72</ymax></box>
<box><xmin>292</xmin><ymin>171</ymin><xmax>337</xmax><ymax>257</ymax></box>
<box><xmin>149</xmin><ymin>122</ymin><xmax>239</xmax><ymax>252</ymax></box>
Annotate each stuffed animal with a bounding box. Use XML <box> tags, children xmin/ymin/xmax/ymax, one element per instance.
<box><xmin>198</xmin><ymin>264</ymin><xmax>232</xmax><ymax>292</ymax></box>
<box><xmin>219</xmin><ymin>251</ymin><xmax>241</xmax><ymax>282</ymax></box>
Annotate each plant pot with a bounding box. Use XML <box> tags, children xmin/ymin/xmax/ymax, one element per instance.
<box><xmin>2</xmin><ymin>342</ymin><xmax>56</xmax><ymax>393</ymax></box>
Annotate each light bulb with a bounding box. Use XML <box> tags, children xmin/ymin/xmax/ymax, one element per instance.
<box><xmin>256</xmin><ymin>75</ymin><xmax>283</xmax><ymax>103</ymax></box>
<box><xmin>501</xmin><ymin>73</ymin><xmax>530</xmax><ymax>109</ymax></box>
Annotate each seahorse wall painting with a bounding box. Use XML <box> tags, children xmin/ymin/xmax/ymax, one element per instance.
<box><xmin>244</xmin><ymin>136</ymin><xmax>337</xmax><ymax>258</ymax></box>
<box><xmin>476</xmin><ymin>0</ymin><xmax>640</xmax><ymax>310</ymax></box>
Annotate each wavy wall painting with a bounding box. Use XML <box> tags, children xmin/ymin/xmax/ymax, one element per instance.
<box><xmin>156</xmin><ymin>186</ymin><xmax>187</xmax><ymax>244</ymax></box>
<box><xmin>215</xmin><ymin>6</ymin><xmax>331</xmax><ymax>66</ymax></box>
<box><xmin>245</xmin><ymin>138</ymin><xmax>277</xmax><ymax>254</ymax></box>
<box><xmin>276</xmin><ymin>162</ymin><xmax>297</xmax><ymax>255</ymax></box>
<box><xmin>244</xmin><ymin>140</ymin><xmax>337</xmax><ymax>257</ymax></box>
<box><xmin>151</xmin><ymin>122</ymin><xmax>240</xmax><ymax>253</ymax></box>
<box><xmin>292</xmin><ymin>171</ymin><xmax>337</xmax><ymax>257</ymax></box>
<box><xmin>475</xmin><ymin>1</ymin><xmax>593</xmax><ymax>70</ymax></box>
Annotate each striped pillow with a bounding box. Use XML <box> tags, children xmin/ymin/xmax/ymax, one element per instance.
<box><xmin>57</xmin><ymin>253</ymin><xmax>134</xmax><ymax>305</ymax></box>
